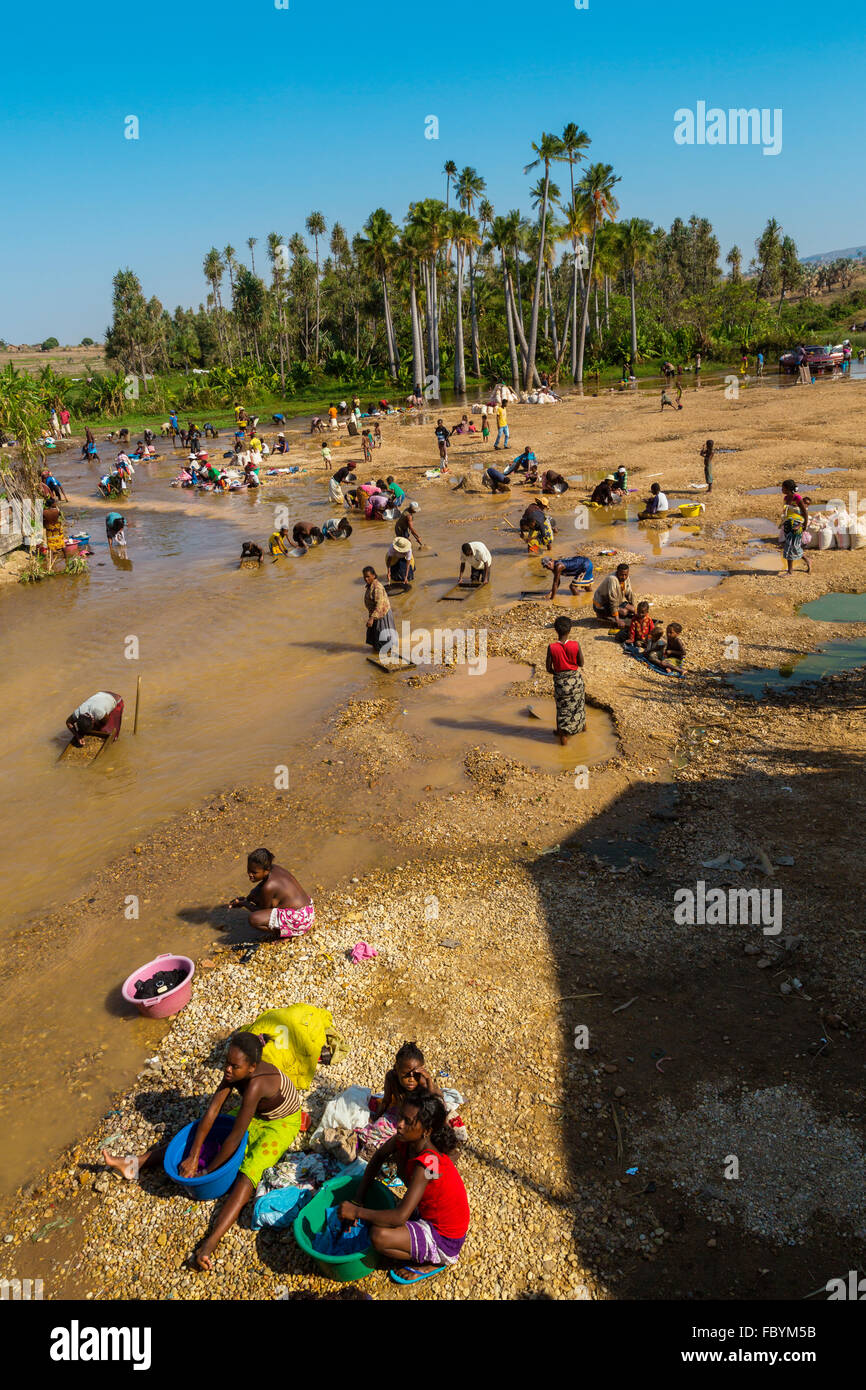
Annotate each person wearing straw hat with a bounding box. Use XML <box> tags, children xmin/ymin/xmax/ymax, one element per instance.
<box><xmin>590</xmin><ymin>475</ymin><xmax>618</xmax><ymax>507</ymax></box>
<box><xmin>386</xmin><ymin>536</ymin><xmax>415</xmax><ymax>585</ymax></box>
<box><xmin>520</xmin><ymin>497</ymin><xmax>555</xmax><ymax>551</ymax></box>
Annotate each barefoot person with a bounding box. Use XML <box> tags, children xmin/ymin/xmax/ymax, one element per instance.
<box><xmin>103</xmin><ymin>1030</ymin><xmax>302</xmax><ymax>1271</ymax></box>
<box><xmin>593</xmin><ymin>563</ymin><xmax>636</xmax><ymax>629</ymax></box>
<box><xmin>458</xmin><ymin>540</ymin><xmax>491</xmax><ymax>585</ymax></box>
<box><xmin>542</xmin><ymin>553</ymin><xmax>594</xmax><ymax>598</ymax></box>
<box><xmin>545</xmin><ymin>615</ymin><xmax>586</xmax><ymax>744</ymax></box>
<box><xmin>700</xmin><ymin>439</ymin><xmax>715</xmax><ymax>493</ymax></box>
<box><xmin>363</xmin><ymin>565</ymin><xmax>398</xmax><ymax>653</ymax></box>
<box><xmin>228</xmin><ymin>847</ymin><xmax>315</xmax><ymax>939</ymax></box>
<box><xmin>337</xmin><ymin>1091</ymin><xmax>470</xmax><ymax>1286</ymax></box>
<box><xmin>65</xmin><ymin>691</ymin><xmax>124</xmax><ymax>746</ymax></box>
<box><xmin>781</xmin><ymin>479</ymin><xmax>811</xmax><ymax>576</ymax></box>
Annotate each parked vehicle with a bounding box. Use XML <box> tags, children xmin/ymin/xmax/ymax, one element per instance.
<box><xmin>779</xmin><ymin>344</ymin><xmax>843</xmax><ymax>374</ymax></box>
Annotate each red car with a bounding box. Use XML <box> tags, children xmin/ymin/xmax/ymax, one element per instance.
<box><xmin>779</xmin><ymin>345</ymin><xmax>842</xmax><ymax>374</ymax></box>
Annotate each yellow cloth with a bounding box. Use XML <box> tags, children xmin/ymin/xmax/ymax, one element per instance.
<box><xmin>246</xmin><ymin>1005</ymin><xmax>340</xmax><ymax>1090</ymax></box>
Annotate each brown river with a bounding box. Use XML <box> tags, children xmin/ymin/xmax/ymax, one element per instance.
<box><xmin>0</xmin><ymin>426</ymin><xmax>702</xmax><ymax>1194</ymax></box>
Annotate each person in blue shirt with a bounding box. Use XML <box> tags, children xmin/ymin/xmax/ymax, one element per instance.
<box><xmin>39</xmin><ymin>469</ymin><xmax>68</xmax><ymax>502</ymax></box>
<box><xmin>542</xmin><ymin>554</ymin><xmax>594</xmax><ymax>598</ymax></box>
<box><xmin>506</xmin><ymin>447</ymin><xmax>537</xmax><ymax>476</ymax></box>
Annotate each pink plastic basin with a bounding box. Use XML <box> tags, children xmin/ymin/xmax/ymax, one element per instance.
<box><xmin>121</xmin><ymin>953</ymin><xmax>195</xmax><ymax>1019</ymax></box>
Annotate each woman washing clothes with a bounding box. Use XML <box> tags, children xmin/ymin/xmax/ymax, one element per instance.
<box><xmin>103</xmin><ymin>1031</ymin><xmax>302</xmax><ymax>1272</ymax></box>
<box><xmin>339</xmin><ymin>1091</ymin><xmax>470</xmax><ymax>1286</ymax></box>
<box><xmin>228</xmin><ymin>847</ymin><xmax>315</xmax><ymax>939</ymax></box>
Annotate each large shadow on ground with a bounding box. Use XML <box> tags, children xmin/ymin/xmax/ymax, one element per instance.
<box><xmin>528</xmin><ymin>668</ymin><xmax>866</xmax><ymax>1299</ymax></box>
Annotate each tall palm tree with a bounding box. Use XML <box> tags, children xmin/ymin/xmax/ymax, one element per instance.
<box><xmin>247</xmin><ymin>236</ymin><xmax>258</xmax><ymax>274</ymax></box>
<box><xmin>400</xmin><ymin>223</ymin><xmax>428</xmax><ymax>390</ymax></box>
<box><xmin>443</xmin><ymin>160</ymin><xmax>457</xmax><ymax>211</ymax></box>
<box><xmin>617</xmin><ymin>218</ymin><xmax>655</xmax><ymax>363</ymax></box>
<box><xmin>357</xmin><ymin>209</ymin><xmax>399</xmax><ymax>380</ymax></box>
<box><xmin>575</xmin><ymin>163</ymin><xmax>620</xmax><ymax>385</ymax></box>
<box><xmin>407</xmin><ymin>199</ymin><xmax>448</xmax><ymax>384</ymax></box>
<box><xmin>223</xmin><ymin>244</ymin><xmax>237</xmax><ymax>294</ymax></box>
<box><xmin>305</xmin><ymin>211</ymin><xmax>327</xmax><ymax>364</ymax></box>
<box><xmin>448</xmin><ymin>209</ymin><xmax>481</xmax><ymax>391</ymax></box>
<box><xmin>267</xmin><ymin>231</ymin><xmax>289</xmax><ymax>384</ymax></box>
<box><xmin>554</xmin><ymin>124</ymin><xmax>592</xmax><ymax>379</ymax></box>
<box><xmin>529</xmin><ymin>177</ymin><xmax>561</xmax><ymax>347</ymax></box>
<box><xmin>486</xmin><ymin>216</ymin><xmax>521</xmax><ymax>389</ymax></box>
<box><xmin>726</xmin><ymin>244</ymin><xmax>742</xmax><ymax>283</ymax></box>
<box><xmin>456</xmin><ymin>166</ymin><xmax>486</xmax><ymax>377</ymax></box>
<box><xmin>522</xmin><ymin>133</ymin><xmax>563</xmax><ymax>388</ymax></box>
<box><xmin>202</xmin><ymin>248</ymin><xmax>228</xmax><ymax>360</ymax></box>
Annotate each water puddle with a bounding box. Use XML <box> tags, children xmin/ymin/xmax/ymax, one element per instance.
<box><xmin>799</xmin><ymin>592</ymin><xmax>866</xmax><ymax>623</ymax></box>
<box><xmin>728</xmin><ymin>639</ymin><xmax>866</xmax><ymax>697</ymax></box>
<box><xmin>733</xmin><ymin>516</ymin><xmax>778</xmax><ymax>537</ymax></box>
<box><xmin>805</xmin><ymin>468</ymin><xmax>848</xmax><ymax>475</ymax></box>
<box><xmin>630</xmin><ymin>568</ymin><xmax>725</xmax><ymax>595</ymax></box>
<box><xmin>398</xmin><ymin>657</ymin><xmax>619</xmax><ymax>772</ymax></box>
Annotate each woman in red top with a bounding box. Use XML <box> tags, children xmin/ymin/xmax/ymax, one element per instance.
<box><xmin>339</xmin><ymin>1092</ymin><xmax>470</xmax><ymax>1286</ymax></box>
<box><xmin>545</xmin><ymin>614</ymin><xmax>586</xmax><ymax>744</ymax></box>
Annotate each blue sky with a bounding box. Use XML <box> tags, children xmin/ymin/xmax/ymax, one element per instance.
<box><xmin>1</xmin><ymin>0</ymin><xmax>861</xmax><ymax>342</ymax></box>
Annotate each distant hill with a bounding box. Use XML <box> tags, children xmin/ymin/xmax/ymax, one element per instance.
<box><xmin>802</xmin><ymin>246</ymin><xmax>866</xmax><ymax>265</ymax></box>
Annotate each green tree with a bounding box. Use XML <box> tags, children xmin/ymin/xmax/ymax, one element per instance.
<box><xmin>554</xmin><ymin>122</ymin><xmax>592</xmax><ymax>379</ymax></box>
<box><xmin>726</xmin><ymin>245</ymin><xmax>742</xmax><ymax>283</ymax></box>
<box><xmin>40</xmin><ymin>337</ymin><xmax>59</xmax><ymax>351</ymax></box>
<box><xmin>357</xmin><ymin>209</ymin><xmax>400</xmax><ymax>380</ymax></box>
<box><xmin>617</xmin><ymin>217</ymin><xmax>655</xmax><ymax>362</ymax></box>
<box><xmin>523</xmin><ymin>132</ymin><xmax>563</xmax><ymax>387</ymax></box>
<box><xmin>305</xmin><ymin>212</ymin><xmax>327</xmax><ymax>364</ymax></box>
<box><xmin>575</xmin><ymin>163</ymin><xmax>620</xmax><ymax>384</ymax></box>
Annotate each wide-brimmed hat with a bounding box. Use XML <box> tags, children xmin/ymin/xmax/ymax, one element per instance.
<box><xmin>392</xmin><ymin>537</ymin><xmax>412</xmax><ymax>555</ymax></box>
<box><xmin>605</xmin><ymin>474</ymin><xmax>616</xmax><ymax>481</ymax></box>
<box><xmin>407</xmin><ymin>501</ymin><xmax>420</xmax><ymax>512</ymax></box>
<box><xmin>537</xmin><ymin>497</ymin><xmax>550</xmax><ymax>507</ymax></box>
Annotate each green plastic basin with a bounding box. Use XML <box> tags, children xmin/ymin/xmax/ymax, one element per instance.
<box><xmin>293</xmin><ymin>1171</ymin><xmax>397</xmax><ymax>1281</ymax></box>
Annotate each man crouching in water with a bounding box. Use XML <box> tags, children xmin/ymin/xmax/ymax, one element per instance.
<box><xmin>228</xmin><ymin>847</ymin><xmax>314</xmax><ymax>940</ymax></box>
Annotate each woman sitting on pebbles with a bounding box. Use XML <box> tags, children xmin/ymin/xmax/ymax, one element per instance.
<box><xmin>103</xmin><ymin>1031</ymin><xmax>302</xmax><ymax>1272</ymax></box>
<box><xmin>228</xmin><ymin>847</ymin><xmax>314</xmax><ymax>939</ymax></box>
<box><xmin>339</xmin><ymin>1091</ymin><xmax>470</xmax><ymax>1286</ymax></box>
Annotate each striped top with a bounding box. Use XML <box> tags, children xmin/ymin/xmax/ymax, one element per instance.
<box><xmin>260</xmin><ymin>1069</ymin><xmax>301</xmax><ymax>1120</ymax></box>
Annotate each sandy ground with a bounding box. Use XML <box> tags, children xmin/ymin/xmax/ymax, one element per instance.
<box><xmin>2</xmin><ymin>375</ymin><xmax>865</xmax><ymax>1301</ymax></box>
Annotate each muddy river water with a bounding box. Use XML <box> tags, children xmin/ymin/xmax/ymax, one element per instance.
<box><xmin>0</xmin><ymin>434</ymin><xmax>712</xmax><ymax>1192</ymax></box>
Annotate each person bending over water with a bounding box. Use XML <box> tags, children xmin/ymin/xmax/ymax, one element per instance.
<box><xmin>103</xmin><ymin>1030</ymin><xmax>302</xmax><ymax>1271</ymax></box>
<box><xmin>542</xmin><ymin>553</ymin><xmax>593</xmax><ymax>598</ymax></box>
<box><xmin>228</xmin><ymin>847</ymin><xmax>314</xmax><ymax>939</ymax></box>
<box><xmin>338</xmin><ymin>1092</ymin><xmax>469</xmax><ymax>1286</ymax></box>
<box><xmin>66</xmin><ymin>691</ymin><xmax>124</xmax><ymax>746</ymax></box>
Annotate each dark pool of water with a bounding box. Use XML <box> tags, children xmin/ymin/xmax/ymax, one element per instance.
<box><xmin>799</xmin><ymin>593</ymin><xmax>866</xmax><ymax>623</ymax></box>
<box><xmin>728</xmin><ymin>638</ymin><xmax>866</xmax><ymax>697</ymax></box>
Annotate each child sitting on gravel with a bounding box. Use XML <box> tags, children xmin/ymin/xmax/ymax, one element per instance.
<box><xmin>353</xmin><ymin>1041</ymin><xmax>442</xmax><ymax>1160</ymax></box>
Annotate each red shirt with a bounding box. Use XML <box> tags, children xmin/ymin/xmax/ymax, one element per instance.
<box><xmin>398</xmin><ymin>1145</ymin><xmax>470</xmax><ymax>1239</ymax></box>
<box><xmin>628</xmin><ymin>615</ymin><xmax>653</xmax><ymax>644</ymax></box>
<box><xmin>548</xmin><ymin>639</ymin><xmax>581</xmax><ymax>672</ymax></box>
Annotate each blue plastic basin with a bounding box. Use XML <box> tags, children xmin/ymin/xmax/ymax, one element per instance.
<box><xmin>163</xmin><ymin>1115</ymin><xmax>248</xmax><ymax>1199</ymax></box>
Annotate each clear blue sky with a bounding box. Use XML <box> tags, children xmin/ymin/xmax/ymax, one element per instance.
<box><xmin>1</xmin><ymin>0</ymin><xmax>861</xmax><ymax>342</ymax></box>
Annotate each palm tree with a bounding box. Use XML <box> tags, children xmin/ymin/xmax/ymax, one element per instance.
<box><xmin>554</xmin><ymin>123</ymin><xmax>592</xmax><ymax>379</ymax></box>
<box><xmin>357</xmin><ymin>209</ymin><xmax>399</xmax><ymax>380</ymax></box>
<box><xmin>448</xmin><ymin>210</ymin><xmax>481</xmax><ymax>391</ymax></box>
<box><xmin>522</xmin><ymin>132</ymin><xmax>563</xmax><ymax>388</ymax></box>
<box><xmin>400</xmin><ymin>223</ymin><xmax>428</xmax><ymax>390</ymax></box>
<box><xmin>456</xmin><ymin>166</ymin><xmax>486</xmax><ymax>378</ymax></box>
<box><xmin>246</xmin><ymin>236</ymin><xmax>258</xmax><ymax>275</ymax></box>
<box><xmin>617</xmin><ymin>218</ymin><xmax>655</xmax><ymax>363</ymax></box>
<box><xmin>267</xmin><ymin>231</ymin><xmax>288</xmax><ymax>384</ymax></box>
<box><xmin>529</xmin><ymin>177</ymin><xmax>561</xmax><ymax>347</ymax></box>
<box><xmin>305</xmin><ymin>211</ymin><xmax>327</xmax><ymax>364</ymax></box>
<box><xmin>486</xmin><ymin>217</ymin><xmax>521</xmax><ymax>389</ymax></box>
<box><xmin>407</xmin><ymin>198</ymin><xmax>448</xmax><ymax>383</ymax></box>
<box><xmin>443</xmin><ymin>160</ymin><xmax>457</xmax><ymax>211</ymax></box>
<box><xmin>202</xmin><ymin>248</ymin><xmax>228</xmax><ymax>360</ymax></box>
<box><xmin>223</xmin><ymin>244</ymin><xmax>237</xmax><ymax>294</ymax></box>
<box><xmin>726</xmin><ymin>245</ymin><xmax>742</xmax><ymax>283</ymax></box>
<box><xmin>575</xmin><ymin>163</ymin><xmax>620</xmax><ymax>385</ymax></box>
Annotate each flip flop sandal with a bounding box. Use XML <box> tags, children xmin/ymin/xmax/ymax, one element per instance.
<box><xmin>389</xmin><ymin>1265</ymin><xmax>446</xmax><ymax>1286</ymax></box>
